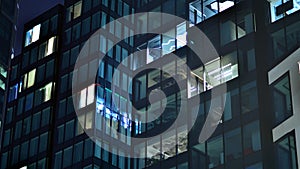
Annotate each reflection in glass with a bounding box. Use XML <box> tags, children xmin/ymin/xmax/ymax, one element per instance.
<box><xmin>272</xmin><ymin>75</ymin><xmax>292</xmax><ymax>125</ymax></box>
<box><xmin>207</xmin><ymin>136</ymin><xmax>224</xmax><ymax>168</ymax></box>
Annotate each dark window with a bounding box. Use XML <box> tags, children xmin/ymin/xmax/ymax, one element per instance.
<box><xmin>60</xmin><ymin>74</ymin><xmax>68</xmax><ymax>93</ymax></box>
<box><xmin>243</xmin><ymin>121</ymin><xmax>261</xmax><ymax>155</ymax></box>
<box><xmin>65</xmin><ymin>120</ymin><xmax>75</xmax><ymax>141</ymax></box>
<box><xmin>37</xmin><ymin>64</ymin><xmax>45</xmax><ymax>83</ymax></box>
<box><xmin>67</xmin><ymin>96</ymin><xmax>74</xmax><ymax>115</ymax></box>
<box><xmin>3</xmin><ymin>129</ymin><xmax>11</xmax><ymax>147</ymax></box>
<box><xmin>41</xmin><ymin>107</ymin><xmax>51</xmax><ymax>127</ymax></box>
<box><xmin>62</xmin><ymin>51</ymin><xmax>70</xmax><ymax>70</ymax></box>
<box><xmin>58</xmin><ymin>99</ymin><xmax>66</xmax><ymax>119</ymax></box>
<box><xmin>32</xmin><ymin>112</ymin><xmax>41</xmax><ymax>131</ymax></box>
<box><xmin>54</xmin><ymin>151</ymin><xmax>62</xmax><ymax>169</ymax></box>
<box><xmin>83</xmin><ymin>0</ymin><xmax>92</xmax><ymax>13</ymax></box>
<box><xmin>12</xmin><ymin>145</ymin><xmax>20</xmax><ymax>164</ymax></box>
<box><xmin>73</xmin><ymin>141</ymin><xmax>83</xmax><ymax>163</ymax></box>
<box><xmin>11</xmin><ymin>65</ymin><xmax>18</xmax><ymax>81</ymax></box>
<box><xmin>41</xmin><ymin>20</ymin><xmax>49</xmax><ymax>37</ymax></box>
<box><xmin>275</xmin><ymin>133</ymin><xmax>298</xmax><ymax>169</ymax></box>
<box><xmin>207</xmin><ymin>136</ymin><xmax>224</xmax><ymax>168</ymax></box>
<box><xmin>37</xmin><ymin>158</ymin><xmax>47</xmax><ymax>169</ymax></box>
<box><xmin>22</xmin><ymin>51</ymin><xmax>29</xmax><ymax>68</ymax></box>
<box><xmin>63</xmin><ymin>146</ymin><xmax>73</xmax><ymax>168</ymax></box>
<box><xmin>29</xmin><ymin>137</ymin><xmax>38</xmax><ymax>157</ymax></box>
<box><xmin>46</xmin><ymin>59</ymin><xmax>55</xmax><ymax>78</ymax></box>
<box><xmin>1</xmin><ymin>152</ymin><xmax>8</xmax><ymax>169</ymax></box>
<box><xmin>20</xmin><ymin>141</ymin><xmax>29</xmax><ymax>161</ymax></box>
<box><xmin>72</xmin><ymin>22</ymin><xmax>81</xmax><ymax>41</ymax></box>
<box><xmin>102</xmin><ymin>0</ymin><xmax>108</xmax><ymax>7</ymax></box>
<box><xmin>225</xmin><ymin>128</ymin><xmax>242</xmax><ymax>162</ymax></box>
<box><xmin>50</xmin><ymin>15</ymin><xmax>58</xmax><ymax>33</ymax></box>
<box><xmin>241</xmin><ymin>81</ymin><xmax>258</xmax><ymax>114</ymax></box>
<box><xmin>70</xmin><ymin>46</ymin><xmax>80</xmax><ymax>66</ymax></box>
<box><xmin>23</xmin><ymin>116</ymin><xmax>31</xmax><ymax>135</ymax></box>
<box><xmin>57</xmin><ymin>124</ymin><xmax>64</xmax><ymax>144</ymax></box>
<box><xmin>117</xmin><ymin>0</ymin><xmax>123</xmax><ymax>15</ymax></box>
<box><xmin>272</xmin><ymin>74</ymin><xmax>292</xmax><ymax>125</ymax></box>
<box><xmin>39</xmin><ymin>132</ymin><xmax>48</xmax><ymax>153</ymax></box>
<box><xmin>30</xmin><ymin>47</ymin><xmax>38</xmax><ymax>64</ymax></box>
<box><xmin>82</xmin><ymin>17</ymin><xmax>91</xmax><ymax>35</ymax></box>
<box><xmin>14</xmin><ymin>120</ymin><xmax>22</xmax><ymax>140</ymax></box>
<box><xmin>93</xmin><ymin>0</ymin><xmax>100</xmax><ymax>7</ymax></box>
<box><xmin>1</xmin><ymin>0</ymin><xmax>16</xmax><ymax>18</ymax></box>
<box><xmin>5</xmin><ymin>107</ymin><xmax>13</xmax><ymax>124</ymax></box>
<box><xmin>17</xmin><ymin>97</ymin><xmax>24</xmax><ymax>115</ymax></box>
<box><xmin>64</xmin><ymin>28</ymin><xmax>71</xmax><ymax>45</ymax></box>
<box><xmin>84</xmin><ymin>139</ymin><xmax>93</xmax><ymax>159</ymax></box>
<box><xmin>92</xmin><ymin>12</ymin><xmax>101</xmax><ymax>31</ymax></box>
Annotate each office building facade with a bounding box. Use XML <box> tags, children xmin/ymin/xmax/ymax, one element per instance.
<box><xmin>0</xmin><ymin>0</ymin><xmax>19</xmax><ymax>145</ymax></box>
<box><xmin>1</xmin><ymin>0</ymin><xmax>300</xmax><ymax>169</ymax></box>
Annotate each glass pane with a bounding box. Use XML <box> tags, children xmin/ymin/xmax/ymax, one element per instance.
<box><xmin>272</xmin><ymin>75</ymin><xmax>292</xmax><ymax>125</ymax></box>
<box><xmin>243</xmin><ymin>121</ymin><xmax>261</xmax><ymax>155</ymax></box>
<box><xmin>225</xmin><ymin>128</ymin><xmax>242</xmax><ymax>161</ymax></box>
<box><xmin>207</xmin><ymin>136</ymin><xmax>224</xmax><ymax>168</ymax></box>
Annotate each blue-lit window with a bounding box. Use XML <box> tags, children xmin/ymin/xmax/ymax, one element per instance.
<box><xmin>25</xmin><ymin>24</ymin><xmax>41</xmax><ymax>47</ymax></box>
<box><xmin>8</xmin><ymin>84</ymin><xmax>18</xmax><ymax>102</ymax></box>
<box><xmin>189</xmin><ymin>0</ymin><xmax>235</xmax><ymax>25</ymax></box>
<box><xmin>25</xmin><ymin>93</ymin><xmax>34</xmax><ymax>111</ymax></box>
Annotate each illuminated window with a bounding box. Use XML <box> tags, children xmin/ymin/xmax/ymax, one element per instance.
<box><xmin>38</xmin><ymin>82</ymin><xmax>54</xmax><ymax>103</ymax></box>
<box><xmin>189</xmin><ymin>0</ymin><xmax>234</xmax><ymax>25</ymax></box>
<box><xmin>27</xmin><ymin>69</ymin><xmax>36</xmax><ymax>88</ymax></box>
<box><xmin>46</xmin><ymin>36</ymin><xmax>57</xmax><ymax>56</ymax></box>
<box><xmin>188</xmin><ymin>51</ymin><xmax>238</xmax><ymax>98</ymax></box>
<box><xmin>79</xmin><ymin>88</ymin><xmax>87</xmax><ymax>109</ymax></box>
<box><xmin>0</xmin><ymin>65</ymin><xmax>7</xmax><ymax>78</ymax></box>
<box><xmin>87</xmin><ymin>85</ymin><xmax>95</xmax><ymax>105</ymax></box>
<box><xmin>25</xmin><ymin>24</ymin><xmax>41</xmax><ymax>47</ymax></box>
<box><xmin>270</xmin><ymin>0</ymin><xmax>300</xmax><ymax>22</ymax></box>
<box><xmin>66</xmin><ymin>1</ymin><xmax>82</xmax><ymax>23</ymax></box>
<box><xmin>74</xmin><ymin>1</ymin><xmax>82</xmax><ymax>19</ymax></box>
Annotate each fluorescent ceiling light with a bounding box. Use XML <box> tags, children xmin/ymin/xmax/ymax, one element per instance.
<box><xmin>211</xmin><ymin>1</ymin><xmax>234</xmax><ymax>12</ymax></box>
